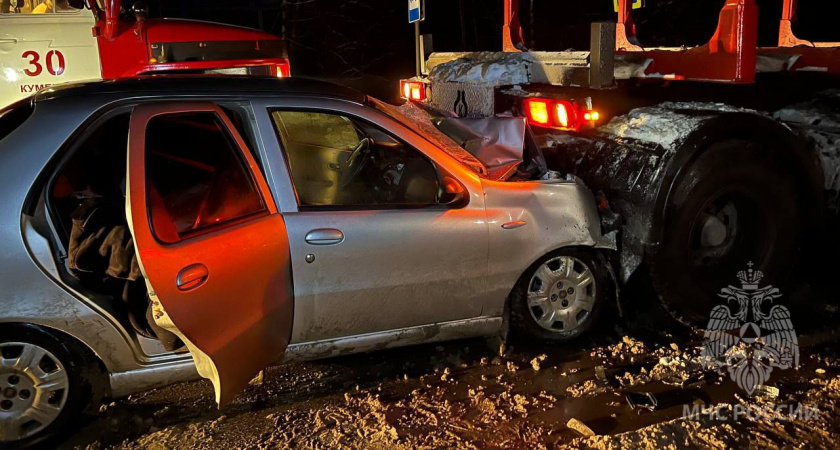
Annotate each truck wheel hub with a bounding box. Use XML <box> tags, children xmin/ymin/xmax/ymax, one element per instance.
<box><xmin>693</xmin><ymin>199</ymin><xmax>739</xmax><ymax>266</ymax></box>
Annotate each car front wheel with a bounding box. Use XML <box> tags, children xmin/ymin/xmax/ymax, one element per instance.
<box><xmin>510</xmin><ymin>249</ymin><xmax>607</xmax><ymax>342</ymax></box>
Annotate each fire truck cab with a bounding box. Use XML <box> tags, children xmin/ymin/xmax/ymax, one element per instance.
<box><xmin>0</xmin><ymin>0</ymin><xmax>290</xmax><ymax>108</ymax></box>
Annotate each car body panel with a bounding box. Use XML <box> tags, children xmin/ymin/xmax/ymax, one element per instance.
<box><xmin>0</xmin><ymin>78</ymin><xmax>609</xmax><ymax>404</ymax></box>
<box><xmin>125</xmin><ymin>101</ymin><xmax>294</xmax><ymax>406</ymax></box>
<box><xmin>482</xmin><ymin>178</ymin><xmax>611</xmax><ymax>317</ymax></box>
<box><xmin>252</xmin><ymin>98</ymin><xmax>490</xmax><ymax>343</ymax></box>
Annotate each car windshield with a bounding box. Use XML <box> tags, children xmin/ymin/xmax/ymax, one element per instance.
<box><xmin>368</xmin><ymin>97</ymin><xmax>488</xmax><ymax>177</ymax></box>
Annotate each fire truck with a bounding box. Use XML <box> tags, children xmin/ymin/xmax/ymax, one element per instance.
<box><xmin>404</xmin><ymin>0</ymin><xmax>840</xmax><ymax>325</ymax></box>
<box><xmin>0</xmin><ymin>0</ymin><xmax>289</xmax><ymax>108</ymax></box>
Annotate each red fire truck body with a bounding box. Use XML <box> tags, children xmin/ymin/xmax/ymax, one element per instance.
<box><xmin>1</xmin><ymin>0</ymin><xmax>289</xmax><ymax>108</ymax></box>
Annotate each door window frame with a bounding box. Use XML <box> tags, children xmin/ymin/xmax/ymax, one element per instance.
<box><xmin>252</xmin><ymin>97</ymin><xmax>484</xmax><ymax>215</ymax></box>
<box><xmin>268</xmin><ymin>107</ymin><xmax>449</xmax><ymax>212</ymax></box>
<box><xmin>128</xmin><ymin>102</ymin><xmax>278</xmax><ymax>246</ymax></box>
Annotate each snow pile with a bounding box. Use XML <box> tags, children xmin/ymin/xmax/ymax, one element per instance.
<box><xmin>600</xmin><ymin>102</ymin><xmax>757</xmax><ymax>151</ymax></box>
<box><xmin>429</xmin><ymin>52</ymin><xmax>530</xmax><ymax>86</ymax></box>
<box><xmin>775</xmin><ymin>95</ymin><xmax>840</xmax><ymax>201</ymax></box>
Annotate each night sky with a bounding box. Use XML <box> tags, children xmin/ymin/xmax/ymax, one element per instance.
<box><xmin>133</xmin><ymin>0</ymin><xmax>840</xmax><ymax>101</ymax></box>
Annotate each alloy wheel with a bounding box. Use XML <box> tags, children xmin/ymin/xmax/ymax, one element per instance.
<box><xmin>0</xmin><ymin>342</ymin><xmax>69</xmax><ymax>442</ymax></box>
<box><xmin>526</xmin><ymin>256</ymin><xmax>597</xmax><ymax>333</ymax></box>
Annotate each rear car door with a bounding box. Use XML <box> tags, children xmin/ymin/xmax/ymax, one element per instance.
<box><xmin>125</xmin><ymin>102</ymin><xmax>293</xmax><ymax>406</ymax></box>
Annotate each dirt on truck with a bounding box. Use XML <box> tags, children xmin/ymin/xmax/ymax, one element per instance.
<box><xmin>404</xmin><ymin>0</ymin><xmax>840</xmax><ymax>327</ymax></box>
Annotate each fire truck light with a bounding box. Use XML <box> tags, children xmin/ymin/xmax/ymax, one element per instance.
<box><xmin>583</xmin><ymin>111</ymin><xmax>600</xmax><ymax>121</ymax></box>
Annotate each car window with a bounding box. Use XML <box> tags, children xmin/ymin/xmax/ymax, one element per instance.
<box><xmin>145</xmin><ymin>112</ymin><xmax>266</xmax><ymax>243</ymax></box>
<box><xmin>271</xmin><ymin>110</ymin><xmax>440</xmax><ymax>209</ymax></box>
<box><xmin>48</xmin><ymin>111</ymin><xmax>131</xmax><ymax>245</ymax></box>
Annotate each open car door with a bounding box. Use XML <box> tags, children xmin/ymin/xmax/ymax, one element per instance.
<box><xmin>125</xmin><ymin>102</ymin><xmax>293</xmax><ymax>406</ymax></box>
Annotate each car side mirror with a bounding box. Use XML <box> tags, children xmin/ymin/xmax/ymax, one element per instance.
<box><xmin>440</xmin><ymin>175</ymin><xmax>468</xmax><ymax>208</ymax></box>
<box><xmin>131</xmin><ymin>0</ymin><xmax>148</xmax><ymax>23</ymax></box>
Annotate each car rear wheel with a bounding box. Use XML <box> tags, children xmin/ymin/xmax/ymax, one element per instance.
<box><xmin>650</xmin><ymin>139</ymin><xmax>802</xmax><ymax>326</ymax></box>
<box><xmin>0</xmin><ymin>325</ymin><xmax>92</xmax><ymax>448</ymax></box>
<box><xmin>510</xmin><ymin>249</ymin><xmax>607</xmax><ymax>342</ymax></box>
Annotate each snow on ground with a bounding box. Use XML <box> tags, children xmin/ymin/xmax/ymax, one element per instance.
<box><xmin>775</xmin><ymin>92</ymin><xmax>840</xmax><ymax>211</ymax></box>
<box><xmin>58</xmin><ymin>284</ymin><xmax>840</xmax><ymax>450</ymax></box>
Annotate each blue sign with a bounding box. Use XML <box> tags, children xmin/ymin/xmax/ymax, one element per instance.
<box><xmin>409</xmin><ymin>0</ymin><xmax>422</xmax><ymax>23</ymax></box>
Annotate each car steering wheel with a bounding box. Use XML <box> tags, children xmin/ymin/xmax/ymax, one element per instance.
<box><xmin>341</xmin><ymin>138</ymin><xmax>372</xmax><ymax>187</ymax></box>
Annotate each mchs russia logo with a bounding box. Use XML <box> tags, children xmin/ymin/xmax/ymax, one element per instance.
<box><xmin>701</xmin><ymin>262</ymin><xmax>799</xmax><ymax>394</ymax></box>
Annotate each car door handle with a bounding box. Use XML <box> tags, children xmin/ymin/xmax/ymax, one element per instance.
<box><xmin>305</xmin><ymin>229</ymin><xmax>344</xmax><ymax>245</ymax></box>
<box><xmin>0</xmin><ymin>39</ymin><xmax>17</xmax><ymax>43</ymax></box>
<box><xmin>177</xmin><ymin>264</ymin><xmax>209</xmax><ymax>291</ymax></box>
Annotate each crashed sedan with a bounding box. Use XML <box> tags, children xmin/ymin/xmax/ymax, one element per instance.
<box><xmin>0</xmin><ymin>77</ymin><xmax>613</xmax><ymax>446</ymax></box>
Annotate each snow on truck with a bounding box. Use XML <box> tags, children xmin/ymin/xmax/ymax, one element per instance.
<box><xmin>403</xmin><ymin>0</ymin><xmax>840</xmax><ymax>325</ymax></box>
<box><xmin>0</xmin><ymin>0</ymin><xmax>290</xmax><ymax>108</ymax></box>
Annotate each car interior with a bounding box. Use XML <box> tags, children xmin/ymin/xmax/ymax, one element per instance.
<box><xmin>270</xmin><ymin>110</ymin><xmax>443</xmax><ymax>208</ymax></box>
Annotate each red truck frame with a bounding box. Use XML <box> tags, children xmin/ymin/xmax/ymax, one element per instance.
<box><xmin>503</xmin><ymin>0</ymin><xmax>839</xmax><ymax>84</ymax></box>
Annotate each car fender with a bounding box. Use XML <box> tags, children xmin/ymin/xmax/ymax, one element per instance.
<box><xmin>481</xmin><ymin>178</ymin><xmax>609</xmax><ymax>318</ymax></box>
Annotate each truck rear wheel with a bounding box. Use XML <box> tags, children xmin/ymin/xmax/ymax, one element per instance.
<box><xmin>651</xmin><ymin>139</ymin><xmax>802</xmax><ymax>326</ymax></box>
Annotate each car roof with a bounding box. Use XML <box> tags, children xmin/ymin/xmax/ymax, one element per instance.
<box><xmin>34</xmin><ymin>76</ymin><xmax>367</xmax><ymax>104</ymax></box>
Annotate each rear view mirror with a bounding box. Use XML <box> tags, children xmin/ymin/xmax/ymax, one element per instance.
<box><xmin>440</xmin><ymin>175</ymin><xmax>468</xmax><ymax>208</ymax></box>
<box><xmin>132</xmin><ymin>0</ymin><xmax>149</xmax><ymax>23</ymax></box>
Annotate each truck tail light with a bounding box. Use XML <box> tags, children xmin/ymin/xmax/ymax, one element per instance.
<box><xmin>583</xmin><ymin>111</ymin><xmax>600</xmax><ymax>122</ymax></box>
<box><xmin>524</xmin><ymin>99</ymin><xmax>551</xmax><ymax>125</ymax></box>
<box><xmin>523</xmin><ymin>98</ymin><xmax>599</xmax><ymax>131</ymax></box>
<box><xmin>554</xmin><ymin>101</ymin><xmax>572</xmax><ymax>128</ymax></box>
<box><xmin>274</xmin><ymin>61</ymin><xmax>291</xmax><ymax>78</ymax></box>
<box><xmin>400</xmin><ymin>80</ymin><xmax>427</xmax><ymax>101</ymax></box>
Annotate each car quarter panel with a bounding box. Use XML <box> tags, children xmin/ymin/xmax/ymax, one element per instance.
<box><xmin>481</xmin><ymin>178</ymin><xmax>608</xmax><ymax>317</ymax></box>
<box><xmin>0</xmin><ymin>97</ymin><xmax>147</xmax><ymax>375</ymax></box>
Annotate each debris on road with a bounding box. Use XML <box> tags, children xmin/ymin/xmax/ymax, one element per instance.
<box><xmin>595</xmin><ymin>365</ymin><xmax>607</xmax><ymax>382</ymax></box>
<box><xmin>626</xmin><ymin>392</ymin><xmax>659</xmax><ymax>412</ymax></box>
<box><xmin>530</xmin><ymin>354</ymin><xmax>547</xmax><ymax>371</ymax></box>
<box><xmin>752</xmin><ymin>385</ymin><xmax>780</xmax><ymax>401</ymax></box>
<box><xmin>566</xmin><ymin>417</ymin><xmax>596</xmax><ymax>437</ymax></box>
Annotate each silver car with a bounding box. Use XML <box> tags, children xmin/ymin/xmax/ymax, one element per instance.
<box><xmin>0</xmin><ymin>77</ymin><xmax>614</xmax><ymax>447</ymax></box>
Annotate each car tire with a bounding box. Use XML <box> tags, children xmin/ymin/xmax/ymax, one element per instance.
<box><xmin>509</xmin><ymin>248</ymin><xmax>607</xmax><ymax>342</ymax></box>
<box><xmin>0</xmin><ymin>324</ymin><xmax>94</xmax><ymax>448</ymax></box>
<box><xmin>650</xmin><ymin>139</ymin><xmax>802</xmax><ymax>326</ymax></box>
